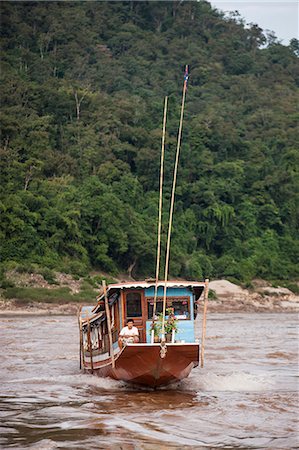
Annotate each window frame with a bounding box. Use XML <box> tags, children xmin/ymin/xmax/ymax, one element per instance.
<box><xmin>147</xmin><ymin>296</ymin><xmax>191</xmax><ymax>320</ymax></box>
<box><xmin>125</xmin><ymin>290</ymin><xmax>143</xmax><ymax>318</ymax></box>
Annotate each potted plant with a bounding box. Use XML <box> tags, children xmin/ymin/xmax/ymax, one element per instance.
<box><xmin>157</xmin><ymin>308</ymin><xmax>178</xmax><ymax>342</ymax></box>
<box><xmin>150</xmin><ymin>320</ymin><xmax>161</xmax><ymax>342</ymax></box>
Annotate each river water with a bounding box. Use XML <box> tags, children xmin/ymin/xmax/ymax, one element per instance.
<box><xmin>0</xmin><ymin>313</ymin><xmax>298</xmax><ymax>449</ymax></box>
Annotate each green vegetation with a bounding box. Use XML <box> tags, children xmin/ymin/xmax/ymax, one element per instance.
<box><xmin>3</xmin><ymin>285</ymin><xmax>98</xmax><ymax>304</ymax></box>
<box><xmin>208</xmin><ymin>289</ymin><xmax>217</xmax><ymax>300</ymax></box>
<box><xmin>0</xmin><ymin>1</ymin><xmax>298</xmax><ymax>283</ymax></box>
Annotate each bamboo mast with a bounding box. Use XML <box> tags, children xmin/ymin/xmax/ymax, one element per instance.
<box><xmin>103</xmin><ymin>280</ymin><xmax>115</xmax><ymax>369</ymax></box>
<box><xmin>200</xmin><ymin>278</ymin><xmax>209</xmax><ymax>368</ymax></box>
<box><xmin>161</xmin><ymin>66</ymin><xmax>189</xmax><ymax>340</ymax></box>
<box><xmin>87</xmin><ymin>318</ymin><xmax>93</xmax><ymax>373</ymax></box>
<box><xmin>78</xmin><ymin>306</ymin><xmax>83</xmax><ymax>370</ymax></box>
<box><xmin>152</xmin><ymin>96</ymin><xmax>168</xmax><ymax>343</ymax></box>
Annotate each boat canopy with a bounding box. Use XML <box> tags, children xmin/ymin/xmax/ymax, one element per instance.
<box><xmin>80</xmin><ymin>306</ymin><xmax>106</xmax><ymax>326</ymax></box>
<box><xmin>91</xmin><ymin>280</ymin><xmax>205</xmax><ymax>314</ymax></box>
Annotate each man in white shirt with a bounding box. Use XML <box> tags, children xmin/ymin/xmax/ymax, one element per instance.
<box><xmin>118</xmin><ymin>319</ymin><xmax>139</xmax><ymax>348</ymax></box>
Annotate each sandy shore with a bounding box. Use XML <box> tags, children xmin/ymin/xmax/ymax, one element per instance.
<box><xmin>206</xmin><ymin>280</ymin><xmax>299</xmax><ymax>313</ymax></box>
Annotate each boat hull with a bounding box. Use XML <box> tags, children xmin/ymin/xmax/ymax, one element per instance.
<box><xmin>83</xmin><ymin>343</ymin><xmax>200</xmax><ymax>388</ymax></box>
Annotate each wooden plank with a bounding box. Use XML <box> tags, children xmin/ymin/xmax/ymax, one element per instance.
<box><xmin>87</xmin><ymin>319</ymin><xmax>93</xmax><ymax>373</ymax></box>
<box><xmin>200</xmin><ymin>278</ymin><xmax>209</xmax><ymax>368</ymax></box>
<box><xmin>103</xmin><ymin>280</ymin><xmax>115</xmax><ymax>369</ymax></box>
<box><xmin>78</xmin><ymin>305</ymin><xmax>83</xmax><ymax>370</ymax></box>
<box><xmin>120</xmin><ymin>290</ymin><xmax>125</xmax><ymax>330</ymax></box>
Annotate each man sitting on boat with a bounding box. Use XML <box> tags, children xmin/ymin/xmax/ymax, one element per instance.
<box><xmin>118</xmin><ymin>319</ymin><xmax>139</xmax><ymax>348</ymax></box>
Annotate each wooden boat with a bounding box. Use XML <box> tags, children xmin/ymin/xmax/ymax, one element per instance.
<box><xmin>78</xmin><ymin>279</ymin><xmax>209</xmax><ymax>388</ymax></box>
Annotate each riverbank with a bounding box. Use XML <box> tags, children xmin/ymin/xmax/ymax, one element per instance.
<box><xmin>0</xmin><ymin>271</ymin><xmax>298</xmax><ymax>315</ymax></box>
<box><xmin>207</xmin><ymin>279</ymin><xmax>299</xmax><ymax>313</ymax></box>
<box><xmin>0</xmin><ymin>299</ymin><xmax>82</xmax><ymax>316</ymax></box>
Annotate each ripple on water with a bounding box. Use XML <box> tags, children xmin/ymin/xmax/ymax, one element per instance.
<box><xmin>0</xmin><ymin>313</ymin><xmax>298</xmax><ymax>449</ymax></box>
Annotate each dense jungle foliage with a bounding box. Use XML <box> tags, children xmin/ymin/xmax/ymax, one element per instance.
<box><xmin>1</xmin><ymin>1</ymin><xmax>298</xmax><ymax>283</ymax></box>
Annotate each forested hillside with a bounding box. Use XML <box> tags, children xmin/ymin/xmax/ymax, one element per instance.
<box><xmin>1</xmin><ymin>1</ymin><xmax>298</xmax><ymax>282</ymax></box>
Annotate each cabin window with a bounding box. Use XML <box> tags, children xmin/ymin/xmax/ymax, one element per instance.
<box><xmin>147</xmin><ymin>297</ymin><xmax>190</xmax><ymax>320</ymax></box>
<box><xmin>126</xmin><ymin>292</ymin><xmax>142</xmax><ymax>317</ymax></box>
<box><xmin>147</xmin><ymin>300</ymin><xmax>163</xmax><ymax>318</ymax></box>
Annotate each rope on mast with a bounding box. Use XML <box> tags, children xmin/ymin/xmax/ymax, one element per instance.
<box><xmin>161</xmin><ymin>66</ymin><xmax>189</xmax><ymax>340</ymax></box>
<box><xmin>151</xmin><ymin>96</ymin><xmax>168</xmax><ymax>343</ymax></box>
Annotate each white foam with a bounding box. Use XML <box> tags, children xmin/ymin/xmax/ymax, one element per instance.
<box><xmin>6</xmin><ymin>370</ymin><xmax>275</xmax><ymax>393</ymax></box>
<box><xmin>6</xmin><ymin>373</ymin><xmax>127</xmax><ymax>391</ymax></box>
<box><xmin>181</xmin><ymin>370</ymin><xmax>275</xmax><ymax>392</ymax></box>
<box><xmin>30</xmin><ymin>439</ymin><xmax>59</xmax><ymax>449</ymax></box>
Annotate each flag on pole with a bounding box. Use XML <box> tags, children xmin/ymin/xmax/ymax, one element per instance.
<box><xmin>184</xmin><ymin>65</ymin><xmax>189</xmax><ymax>88</ymax></box>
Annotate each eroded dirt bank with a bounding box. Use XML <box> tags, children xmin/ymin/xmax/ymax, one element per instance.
<box><xmin>207</xmin><ymin>280</ymin><xmax>299</xmax><ymax>313</ymax></box>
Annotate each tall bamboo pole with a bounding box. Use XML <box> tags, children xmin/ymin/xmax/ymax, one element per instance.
<box><xmin>87</xmin><ymin>318</ymin><xmax>93</xmax><ymax>373</ymax></box>
<box><xmin>81</xmin><ymin>321</ymin><xmax>85</xmax><ymax>367</ymax></box>
<box><xmin>103</xmin><ymin>280</ymin><xmax>115</xmax><ymax>368</ymax></box>
<box><xmin>78</xmin><ymin>307</ymin><xmax>83</xmax><ymax>370</ymax></box>
<box><xmin>161</xmin><ymin>66</ymin><xmax>188</xmax><ymax>339</ymax></box>
<box><xmin>200</xmin><ymin>278</ymin><xmax>209</xmax><ymax>368</ymax></box>
<box><xmin>152</xmin><ymin>96</ymin><xmax>168</xmax><ymax>343</ymax></box>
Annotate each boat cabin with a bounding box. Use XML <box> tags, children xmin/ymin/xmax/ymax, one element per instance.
<box><xmin>80</xmin><ymin>281</ymin><xmax>205</xmax><ymax>352</ymax></box>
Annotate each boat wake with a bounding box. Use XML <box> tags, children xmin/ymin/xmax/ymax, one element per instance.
<box><xmin>5</xmin><ymin>372</ymin><xmax>127</xmax><ymax>391</ymax></box>
<box><xmin>6</xmin><ymin>369</ymin><xmax>276</xmax><ymax>395</ymax></box>
<box><xmin>179</xmin><ymin>369</ymin><xmax>275</xmax><ymax>392</ymax></box>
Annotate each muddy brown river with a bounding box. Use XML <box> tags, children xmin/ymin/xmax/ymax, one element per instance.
<box><xmin>0</xmin><ymin>313</ymin><xmax>298</xmax><ymax>449</ymax></box>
